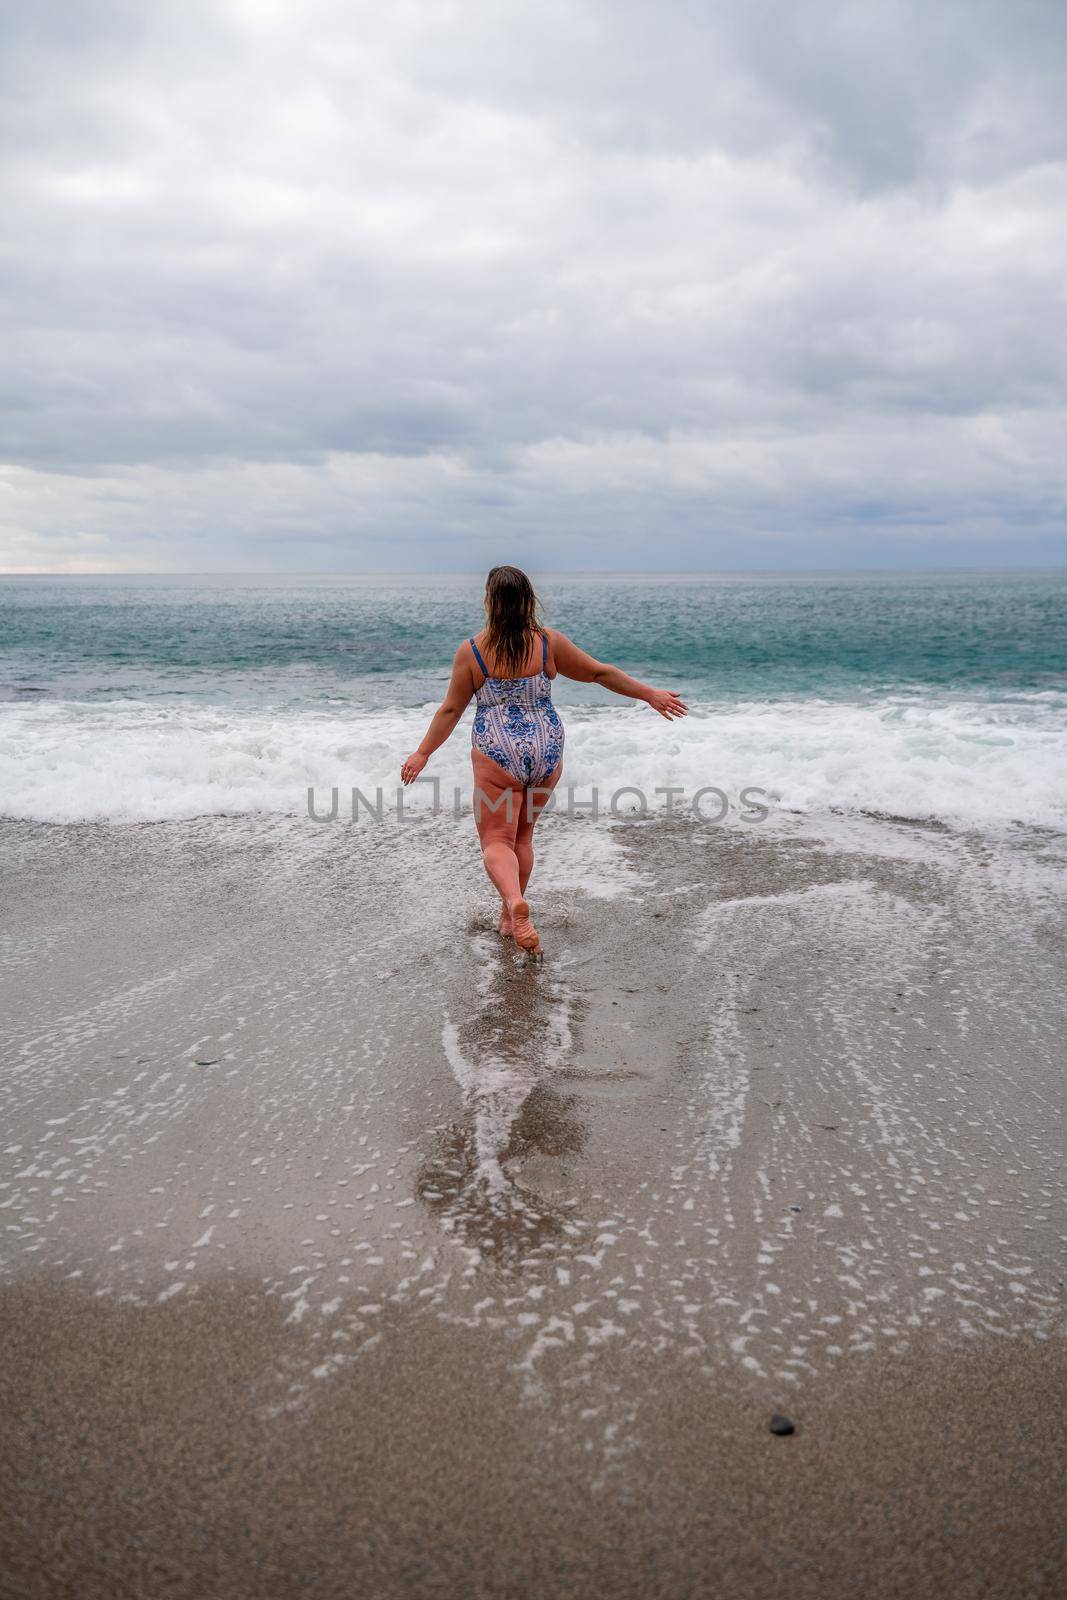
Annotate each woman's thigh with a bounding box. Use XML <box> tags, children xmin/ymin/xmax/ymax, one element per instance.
<box><xmin>516</xmin><ymin>761</ymin><xmax>563</xmax><ymax>840</ymax></box>
<box><xmin>471</xmin><ymin>750</ymin><xmax>524</xmax><ymax>851</ymax></box>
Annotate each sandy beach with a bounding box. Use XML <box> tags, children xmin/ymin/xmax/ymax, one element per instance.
<box><xmin>6</xmin><ymin>0</ymin><xmax>1067</xmax><ymax>1582</ymax></box>
<box><xmin>1</xmin><ymin>806</ymin><xmax>1065</xmax><ymax>1598</ymax></box>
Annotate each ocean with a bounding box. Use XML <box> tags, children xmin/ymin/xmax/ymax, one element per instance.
<box><xmin>2</xmin><ymin>569</ymin><xmax>1066</xmax><ymax>829</ymax></box>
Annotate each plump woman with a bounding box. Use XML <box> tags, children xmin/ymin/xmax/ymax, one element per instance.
<box><xmin>401</xmin><ymin>566</ymin><xmax>687</xmax><ymax>956</ymax></box>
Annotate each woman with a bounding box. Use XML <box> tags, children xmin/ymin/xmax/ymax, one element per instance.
<box><xmin>401</xmin><ymin>566</ymin><xmax>687</xmax><ymax>956</ymax></box>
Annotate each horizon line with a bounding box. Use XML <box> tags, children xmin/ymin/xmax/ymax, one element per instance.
<box><xmin>3</xmin><ymin>562</ymin><xmax>1067</xmax><ymax>580</ymax></box>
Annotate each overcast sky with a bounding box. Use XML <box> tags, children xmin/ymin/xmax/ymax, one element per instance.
<box><xmin>2</xmin><ymin>0</ymin><xmax>1066</xmax><ymax>573</ymax></box>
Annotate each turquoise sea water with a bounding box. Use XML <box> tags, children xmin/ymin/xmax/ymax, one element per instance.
<box><xmin>1</xmin><ymin>571</ymin><xmax>1065</xmax><ymax>828</ymax></box>
<box><xmin>2</xmin><ymin>570</ymin><xmax>1065</xmax><ymax>710</ymax></box>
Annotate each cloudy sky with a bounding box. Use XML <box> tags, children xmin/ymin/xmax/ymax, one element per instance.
<box><xmin>2</xmin><ymin>0</ymin><xmax>1066</xmax><ymax>572</ymax></box>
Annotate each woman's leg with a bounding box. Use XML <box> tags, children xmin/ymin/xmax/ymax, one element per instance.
<box><xmin>471</xmin><ymin>750</ymin><xmax>524</xmax><ymax>910</ymax></box>
<box><xmin>514</xmin><ymin>762</ymin><xmax>562</xmax><ymax>894</ymax></box>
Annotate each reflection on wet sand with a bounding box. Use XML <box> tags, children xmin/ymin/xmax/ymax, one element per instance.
<box><xmin>416</xmin><ymin>928</ymin><xmax>586</xmax><ymax>1264</ymax></box>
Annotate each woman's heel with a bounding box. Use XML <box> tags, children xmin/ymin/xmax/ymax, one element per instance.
<box><xmin>509</xmin><ymin>898</ymin><xmax>542</xmax><ymax>957</ymax></box>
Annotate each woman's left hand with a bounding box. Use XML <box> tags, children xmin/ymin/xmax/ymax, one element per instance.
<box><xmin>401</xmin><ymin>750</ymin><xmax>429</xmax><ymax>785</ymax></box>
<box><xmin>646</xmin><ymin>688</ymin><xmax>688</xmax><ymax>720</ymax></box>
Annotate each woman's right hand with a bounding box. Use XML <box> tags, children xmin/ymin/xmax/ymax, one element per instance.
<box><xmin>401</xmin><ymin>750</ymin><xmax>429</xmax><ymax>784</ymax></box>
<box><xmin>645</xmin><ymin>688</ymin><xmax>688</xmax><ymax>720</ymax></box>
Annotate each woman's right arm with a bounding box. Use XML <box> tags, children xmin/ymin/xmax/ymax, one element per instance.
<box><xmin>400</xmin><ymin>645</ymin><xmax>476</xmax><ymax>783</ymax></box>
<box><xmin>550</xmin><ymin>631</ymin><xmax>688</xmax><ymax>721</ymax></box>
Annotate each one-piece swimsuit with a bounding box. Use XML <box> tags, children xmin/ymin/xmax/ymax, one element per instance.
<box><xmin>469</xmin><ymin>631</ymin><xmax>565</xmax><ymax>787</ymax></box>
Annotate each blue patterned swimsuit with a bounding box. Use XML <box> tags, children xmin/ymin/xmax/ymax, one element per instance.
<box><xmin>469</xmin><ymin>632</ymin><xmax>565</xmax><ymax>787</ymax></box>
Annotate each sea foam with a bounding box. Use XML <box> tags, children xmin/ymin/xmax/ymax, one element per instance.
<box><xmin>1</xmin><ymin>694</ymin><xmax>1065</xmax><ymax>831</ymax></box>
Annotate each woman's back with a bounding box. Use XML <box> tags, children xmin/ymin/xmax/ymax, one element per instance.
<box><xmin>469</xmin><ymin>629</ymin><xmax>563</xmax><ymax>787</ymax></box>
<box><xmin>469</xmin><ymin>626</ymin><xmax>554</xmax><ymax>683</ymax></box>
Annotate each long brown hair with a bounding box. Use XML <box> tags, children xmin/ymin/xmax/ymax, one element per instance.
<box><xmin>481</xmin><ymin>565</ymin><xmax>543</xmax><ymax>678</ymax></box>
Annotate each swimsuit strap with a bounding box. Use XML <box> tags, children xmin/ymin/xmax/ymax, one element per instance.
<box><xmin>542</xmin><ymin>631</ymin><xmax>547</xmax><ymax>672</ymax></box>
<box><xmin>469</xmin><ymin>637</ymin><xmax>489</xmax><ymax>678</ymax></box>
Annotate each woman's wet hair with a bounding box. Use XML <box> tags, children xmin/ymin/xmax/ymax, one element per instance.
<box><xmin>483</xmin><ymin>565</ymin><xmax>543</xmax><ymax>678</ymax></box>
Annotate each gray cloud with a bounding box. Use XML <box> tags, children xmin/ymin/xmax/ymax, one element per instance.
<box><xmin>1</xmin><ymin>0</ymin><xmax>1066</xmax><ymax>570</ymax></box>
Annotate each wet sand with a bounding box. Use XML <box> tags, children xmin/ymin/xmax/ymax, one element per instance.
<box><xmin>1</xmin><ymin>809</ymin><xmax>1065</xmax><ymax>1597</ymax></box>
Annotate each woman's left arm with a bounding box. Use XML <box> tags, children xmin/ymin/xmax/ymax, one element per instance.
<box><xmin>551</xmin><ymin>630</ymin><xmax>688</xmax><ymax>720</ymax></box>
<box><xmin>401</xmin><ymin>645</ymin><xmax>475</xmax><ymax>784</ymax></box>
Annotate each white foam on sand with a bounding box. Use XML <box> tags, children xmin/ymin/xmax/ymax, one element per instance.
<box><xmin>532</xmin><ymin>814</ymin><xmax>648</xmax><ymax>900</ymax></box>
<box><xmin>1</xmin><ymin>692</ymin><xmax>1066</xmax><ymax>832</ymax></box>
<box><xmin>440</xmin><ymin>941</ymin><xmax>577</xmax><ymax>1197</ymax></box>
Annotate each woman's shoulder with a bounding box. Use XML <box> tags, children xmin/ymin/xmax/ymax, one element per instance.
<box><xmin>454</xmin><ymin>636</ymin><xmax>482</xmax><ymax>669</ymax></box>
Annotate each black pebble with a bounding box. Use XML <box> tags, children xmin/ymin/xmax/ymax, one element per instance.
<box><xmin>769</xmin><ymin>1413</ymin><xmax>795</xmax><ymax>1436</ymax></box>
<box><xmin>195</xmin><ymin>1057</ymin><xmax>220</xmax><ymax>1066</ymax></box>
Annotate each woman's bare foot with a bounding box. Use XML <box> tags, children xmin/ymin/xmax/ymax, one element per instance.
<box><xmin>497</xmin><ymin>903</ymin><xmax>514</xmax><ymax>937</ymax></box>
<box><xmin>509</xmin><ymin>898</ymin><xmax>541</xmax><ymax>955</ymax></box>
